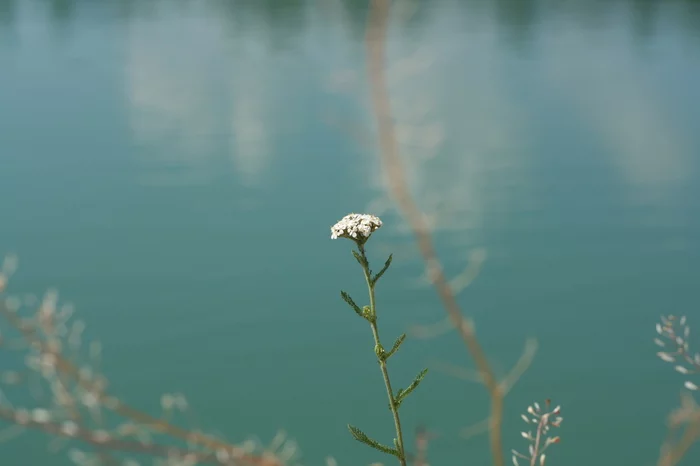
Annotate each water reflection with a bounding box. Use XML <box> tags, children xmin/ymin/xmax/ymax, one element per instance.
<box><xmin>629</xmin><ymin>0</ymin><xmax>660</xmax><ymax>41</ymax></box>
<box><xmin>214</xmin><ymin>0</ymin><xmax>308</xmax><ymax>51</ymax></box>
<box><xmin>0</xmin><ymin>0</ymin><xmax>16</xmax><ymax>27</ymax></box>
<box><xmin>325</xmin><ymin>3</ymin><xmax>532</xmax><ymax>252</ymax></box>
<box><xmin>2</xmin><ymin>0</ymin><xmax>698</xmax><ymax>199</ymax></box>
<box><xmin>124</xmin><ymin>6</ymin><xmax>227</xmax><ymax>186</ymax></box>
<box><xmin>2</xmin><ymin>0</ymin><xmax>700</xmax><ymax>38</ymax></box>
<box><xmin>111</xmin><ymin>0</ymin><xmax>698</xmax><ymax>230</ymax></box>
<box><xmin>492</xmin><ymin>0</ymin><xmax>539</xmax><ymax>49</ymax></box>
<box><xmin>124</xmin><ymin>2</ymin><xmax>289</xmax><ymax>187</ymax></box>
<box><xmin>48</xmin><ymin>0</ymin><xmax>74</xmax><ymax>24</ymax></box>
<box><xmin>541</xmin><ymin>27</ymin><xmax>692</xmax><ymax>197</ymax></box>
<box><xmin>225</xmin><ymin>21</ymin><xmax>276</xmax><ymax>187</ymax></box>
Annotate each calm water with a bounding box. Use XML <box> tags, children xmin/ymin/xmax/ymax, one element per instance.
<box><xmin>1</xmin><ymin>0</ymin><xmax>700</xmax><ymax>465</ymax></box>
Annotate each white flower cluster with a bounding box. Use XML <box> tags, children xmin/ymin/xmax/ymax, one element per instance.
<box><xmin>331</xmin><ymin>213</ymin><xmax>383</xmax><ymax>241</ymax></box>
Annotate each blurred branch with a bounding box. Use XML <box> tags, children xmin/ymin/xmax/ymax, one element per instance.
<box><xmin>657</xmin><ymin>393</ymin><xmax>700</xmax><ymax>466</ymax></box>
<box><xmin>409</xmin><ymin>249</ymin><xmax>487</xmax><ymax>340</ymax></box>
<box><xmin>364</xmin><ymin>1</ymin><xmax>530</xmax><ymax>465</ymax></box>
<box><xmin>0</xmin><ymin>406</ymin><xmax>224</xmax><ymax>465</ymax></box>
<box><xmin>460</xmin><ymin>417</ymin><xmax>490</xmax><ymax>441</ymax></box>
<box><xmin>499</xmin><ymin>339</ymin><xmax>538</xmax><ymax>395</ymax></box>
<box><xmin>0</xmin><ymin>285</ymin><xmax>288</xmax><ymax>466</ymax></box>
<box><xmin>410</xmin><ymin>425</ymin><xmax>436</xmax><ymax>466</ymax></box>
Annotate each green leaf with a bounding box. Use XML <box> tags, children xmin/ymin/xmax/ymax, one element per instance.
<box><xmin>348</xmin><ymin>425</ymin><xmax>400</xmax><ymax>457</ymax></box>
<box><xmin>340</xmin><ymin>291</ymin><xmax>363</xmax><ymax>317</ymax></box>
<box><xmin>372</xmin><ymin>254</ymin><xmax>393</xmax><ymax>285</ymax></box>
<box><xmin>384</xmin><ymin>333</ymin><xmax>406</xmax><ymax>360</ymax></box>
<box><xmin>352</xmin><ymin>250</ymin><xmax>367</xmax><ymax>267</ymax></box>
<box><xmin>395</xmin><ymin>368</ymin><xmax>428</xmax><ymax>407</ymax></box>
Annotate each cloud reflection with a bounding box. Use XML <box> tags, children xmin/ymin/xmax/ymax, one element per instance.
<box><xmin>364</xmin><ymin>6</ymin><xmax>530</xmax><ymax>250</ymax></box>
<box><xmin>541</xmin><ymin>27</ymin><xmax>693</xmax><ymax>199</ymax></box>
<box><xmin>226</xmin><ymin>30</ymin><xmax>275</xmax><ymax>188</ymax></box>
<box><xmin>124</xmin><ymin>7</ymin><xmax>274</xmax><ymax>188</ymax></box>
<box><xmin>124</xmin><ymin>13</ymin><xmax>224</xmax><ymax>186</ymax></box>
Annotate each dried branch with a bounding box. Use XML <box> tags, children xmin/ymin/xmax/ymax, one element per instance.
<box><xmin>410</xmin><ymin>425</ymin><xmax>436</xmax><ymax>466</ymax></box>
<box><xmin>0</xmin><ymin>406</ymin><xmax>228</xmax><ymax>465</ymax></box>
<box><xmin>0</xmin><ymin>261</ymin><xmax>293</xmax><ymax>466</ymax></box>
<box><xmin>511</xmin><ymin>400</ymin><xmax>562</xmax><ymax>466</ymax></box>
<box><xmin>364</xmin><ymin>2</ymin><xmax>530</xmax><ymax>465</ymax></box>
<box><xmin>656</xmin><ymin>392</ymin><xmax>700</xmax><ymax>466</ymax></box>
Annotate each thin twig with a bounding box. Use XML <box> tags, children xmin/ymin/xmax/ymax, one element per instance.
<box><xmin>411</xmin><ymin>425</ymin><xmax>434</xmax><ymax>466</ymax></box>
<box><xmin>657</xmin><ymin>414</ymin><xmax>700</xmax><ymax>466</ymax></box>
<box><xmin>656</xmin><ymin>392</ymin><xmax>700</xmax><ymax>466</ymax></box>
<box><xmin>0</xmin><ymin>406</ymin><xmax>235</xmax><ymax>465</ymax></box>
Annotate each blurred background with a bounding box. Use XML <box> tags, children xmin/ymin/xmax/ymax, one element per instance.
<box><xmin>1</xmin><ymin>0</ymin><xmax>699</xmax><ymax>465</ymax></box>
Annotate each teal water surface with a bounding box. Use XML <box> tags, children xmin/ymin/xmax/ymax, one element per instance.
<box><xmin>1</xmin><ymin>0</ymin><xmax>700</xmax><ymax>465</ymax></box>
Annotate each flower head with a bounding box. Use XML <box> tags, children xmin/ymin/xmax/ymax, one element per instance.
<box><xmin>331</xmin><ymin>213</ymin><xmax>383</xmax><ymax>243</ymax></box>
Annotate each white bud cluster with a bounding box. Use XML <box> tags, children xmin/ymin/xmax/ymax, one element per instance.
<box><xmin>330</xmin><ymin>213</ymin><xmax>382</xmax><ymax>242</ymax></box>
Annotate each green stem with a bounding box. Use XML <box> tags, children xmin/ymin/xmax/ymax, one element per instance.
<box><xmin>358</xmin><ymin>244</ymin><xmax>407</xmax><ymax>466</ymax></box>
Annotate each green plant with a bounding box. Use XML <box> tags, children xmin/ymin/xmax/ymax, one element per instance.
<box><xmin>331</xmin><ymin>213</ymin><xmax>428</xmax><ymax>466</ymax></box>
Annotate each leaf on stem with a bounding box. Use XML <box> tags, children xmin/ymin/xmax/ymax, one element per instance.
<box><xmin>347</xmin><ymin>425</ymin><xmax>400</xmax><ymax>457</ymax></box>
<box><xmin>383</xmin><ymin>333</ymin><xmax>406</xmax><ymax>360</ymax></box>
<box><xmin>372</xmin><ymin>254</ymin><xmax>393</xmax><ymax>285</ymax></box>
<box><xmin>340</xmin><ymin>291</ymin><xmax>363</xmax><ymax>317</ymax></box>
<box><xmin>352</xmin><ymin>250</ymin><xmax>367</xmax><ymax>267</ymax></box>
<box><xmin>395</xmin><ymin>368</ymin><xmax>428</xmax><ymax>407</ymax></box>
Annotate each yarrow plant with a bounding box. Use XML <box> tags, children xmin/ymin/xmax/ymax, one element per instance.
<box><xmin>330</xmin><ymin>213</ymin><xmax>384</xmax><ymax>242</ymax></box>
<box><xmin>511</xmin><ymin>400</ymin><xmax>562</xmax><ymax>466</ymax></box>
<box><xmin>331</xmin><ymin>213</ymin><xmax>428</xmax><ymax>466</ymax></box>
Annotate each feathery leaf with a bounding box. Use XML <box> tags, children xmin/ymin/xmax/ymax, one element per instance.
<box><xmin>348</xmin><ymin>425</ymin><xmax>400</xmax><ymax>457</ymax></box>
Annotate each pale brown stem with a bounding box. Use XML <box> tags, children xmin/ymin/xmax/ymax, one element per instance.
<box><xmin>530</xmin><ymin>416</ymin><xmax>546</xmax><ymax>466</ymax></box>
<box><xmin>413</xmin><ymin>426</ymin><xmax>430</xmax><ymax>466</ymax></box>
<box><xmin>364</xmin><ymin>1</ymin><xmax>504</xmax><ymax>465</ymax></box>
<box><xmin>0</xmin><ymin>406</ymin><xmax>232</xmax><ymax>465</ymax></box>
<box><xmin>657</xmin><ymin>413</ymin><xmax>700</xmax><ymax>466</ymax></box>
